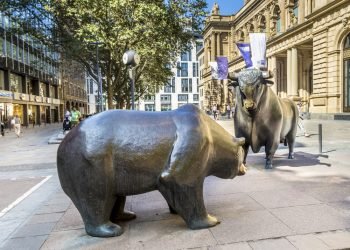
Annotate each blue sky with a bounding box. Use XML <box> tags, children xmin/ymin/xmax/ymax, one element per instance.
<box><xmin>206</xmin><ymin>0</ymin><xmax>244</xmax><ymax>15</ymax></box>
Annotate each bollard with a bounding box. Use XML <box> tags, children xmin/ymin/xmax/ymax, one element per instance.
<box><xmin>318</xmin><ymin>124</ymin><xmax>322</xmax><ymax>154</ymax></box>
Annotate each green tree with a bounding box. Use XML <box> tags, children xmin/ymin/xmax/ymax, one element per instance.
<box><xmin>2</xmin><ymin>0</ymin><xmax>207</xmax><ymax>109</ymax></box>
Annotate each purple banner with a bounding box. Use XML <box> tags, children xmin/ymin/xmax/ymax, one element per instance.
<box><xmin>216</xmin><ymin>57</ymin><xmax>228</xmax><ymax>80</ymax></box>
<box><xmin>236</xmin><ymin>43</ymin><xmax>253</xmax><ymax>68</ymax></box>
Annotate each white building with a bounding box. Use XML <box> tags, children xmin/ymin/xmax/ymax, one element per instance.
<box><xmin>85</xmin><ymin>73</ymin><xmax>98</xmax><ymax>114</ymax></box>
<box><xmin>139</xmin><ymin>37</ymin><xmax>203</xmax><ymax>111</ymax></box>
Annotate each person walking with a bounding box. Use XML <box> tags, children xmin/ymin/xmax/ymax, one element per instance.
<box><xmin>226</xmin><ymin>104</ymin><xmax>231</xmax><ymax>119</ymax></box>
<box><xmin>70</xmin><ymin>107</ymin><xmax>81</xmax><ymax>128</ymax></box>
<box><xmin>14</xmin><ymin>115</ymin><xmax>21</xmax><ymax>138</ymax></box>
<box><xmin>297</xmin><ymin>102</ymin><xmax>310</xmax><ymax>137</ymax></box>
<box><xmin>212</xmin><ymin>104</ymin><xmax>218</xmax><ymax>120</ymax></box>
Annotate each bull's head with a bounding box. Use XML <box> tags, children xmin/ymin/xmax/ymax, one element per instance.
<box><xmin>228</xmin><ymin>68</ymin><xmax>273</xmax><ymax>112</ymax></box>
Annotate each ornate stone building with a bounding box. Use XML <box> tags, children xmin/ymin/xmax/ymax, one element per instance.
<box><xmin>199</xmin><ymin>0</ymin><xmax>350</xmax><ymax>117</ymax></box>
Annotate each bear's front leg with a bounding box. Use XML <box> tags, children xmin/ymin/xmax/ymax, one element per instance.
<box><xmin>158</xmin><ymin>176</ymin><xmax>220</xmax><ymax>229</ymax></box>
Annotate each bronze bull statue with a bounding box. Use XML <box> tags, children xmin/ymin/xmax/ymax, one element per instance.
<box><xmin>229</xmin><ymin>68</ymin><xmax>298</xmax><ymax>169</ymax></box>
<box><xmin>57</xmin><ymin>104</ymin><xmax>246</xmax><ymax>237</ymax></box>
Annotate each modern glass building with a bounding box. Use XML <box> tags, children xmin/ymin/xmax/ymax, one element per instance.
<box><xmin>139</xmin><ymin>36</ymin><xmax>203</xmax><ymax>111</ymax></box>
<box><xmin>0</xmin><ymin>11</ymin><xmax>62</xmax><ymax>126</ymax></box>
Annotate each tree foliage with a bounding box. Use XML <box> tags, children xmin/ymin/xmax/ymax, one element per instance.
<box><xmin>1</xmin><ymin>0</ymin><xmax>207</xmax><ymax>109</ymax></box>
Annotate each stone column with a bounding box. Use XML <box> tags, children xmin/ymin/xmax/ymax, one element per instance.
<box><xmin>299</xmin><ymin>0</ymin><xmax>305</xmax><ymax>23</ymax></box>
<box><xmin>210</xmin><ymin>34</ymin><xmax>215</xmax><ymax>61</ymax></box>
<box><xmin>291</xmin><ymin>47</ymin><xmax>299</xmax><ymax>97</ymax></box>
<box><xmin>204</xmin><ymin>40</ymin><xmax>208</xmax><ymax>66</ymax></box>
<box><xmin>268</xmin><ymin>56</ymin><xmax>277</xmax><ymax>93</ymax></box>
<box><xmin>216</xmin><ymin>32</ymin><xmax>221</xmax><ymax>57</ymax></box>
<box><xmin>287</xmin><ymin>49</ymin><xmax>292</xmax><ymax>95</ymax></box>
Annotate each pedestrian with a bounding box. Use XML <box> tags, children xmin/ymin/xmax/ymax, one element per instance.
<box><xmin>70</xmin><ymin>107</ymin><xmax>81</xmax><ymax>128</ymax></box>
<box><xmin>14</xmin><ymin>115</ymin><xmax>21</xmax><ymax>138</ymax></box>
<box><xmin>212</xmin><ymin>104</ymin><xmax>218</xmax><ymax>120</ymax></box>
<box><xmin>226</xmin><ymin>104</ymin><xmax>231</xmax><ymax>119</ymax></box>
<box><xmin>297</xmin><ymin>102</ymin><xmax>310</xmax><ymax>137</ymax></box>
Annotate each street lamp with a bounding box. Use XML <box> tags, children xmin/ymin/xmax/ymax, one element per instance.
<box><xmin>90</xmin><ymin>42</ymin><xmax>104</xmax><ymax>113</ymax></box>
<box><xmin>122</xmin><ymin>50</ymin><xmax>140</xmax><ymax>110</ymax></box>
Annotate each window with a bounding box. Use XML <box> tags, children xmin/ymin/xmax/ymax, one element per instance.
<box><xmin>181</xmin><ymin>50</ymin><xmax>192</xmax><ymax>61</ymax></box>
<box><xmin>10</xmin><ymin>73</ymin><xmax>22</xmax><ymax>93</ymax></box>
<box><xmin>196</xmin><ymin>42</ymin><xmax>203</xmax><ymax>53</ymax></box>
<box><xmin>161</xmin><ymin>104</ymin><xmax>171</xmax><ymax>111</ymax></box>
<box><xmin>293</xmin><ymin>0</ymin><xmax>299</xmax><ymax>17</ymax></box>
<box><xmin>343</xmin><ymin>33</ymin><xmax>350</xmax><ymax>112</ymax></box>
<box><xmin>164</xmin><ymin>78</ymin><xmax>175</xmax><ymax>93</ymax></box>
<box><xmin>180</xmin><ymin>63</ymin><xmax>188</xmax><ymax>77</ymax></box>
<box><xmin>193</xmin><ymin>62</ymin><xmax>199</xmax><ymax>77</ymax></box>
<box><xmin>193</xmin><ymin>94</ymin><xmax>199</xmax><ymax>101</ymax></box>
<box><xmin>345</xmin><ymin>35</ymin><xmax>350</xmax><ymax>49</ymax></box>
<box><xmin>144</xmin><ymin>95</ymin><xmax>155</xmax><ymax>101</ymax></box>
<box><xmin>0</xmin><ymin>70</ymin><xmax>4</xmax><ymax>90</ymax></box>
<box><xmin>145</xmin><ymin>104</ymin><xmax>155</xmax><ymax>111</ymax></box>
<box><xmin>90</xmin><ymin>79</ymin><xmax>94</xmax><ymax>94</ymax></box>
<box><xmin>178</xmin><ymin>94</ymin><xmax>188</xmax><ymax>102</ymax></box>
<box><xmin>160</xmin><ymin>94</ymin><xmax>171</xmax><ymax>103</ymax></box>
<box><xmin>181</xmin><ymin>79</ymin><xmax>189</xmax><ymax>93</ymax></box>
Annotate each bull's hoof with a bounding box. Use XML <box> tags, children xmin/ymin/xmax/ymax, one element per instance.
<box><xmin>238</xmin><ymin>163</ymin><xmax>247</xmax><ymax>176</ymax></box>
<box><xmin>188</xmin><ymin>214</ymin><xmax>220</xmax><ymax>230</ymax></box>
<box><xmin>85</xmin><ymin>222</ymin><xmax>123</xmax><ymax>237</ymax></box>
<box><xmin>288</xmin><ymin>153</ymin><xmax>294</xmax><ymax>159</ymax></box>
<box><xmin>111</xmin><ymin>210</ymin><xmax>136</xmax><ymax>222</ymax></box>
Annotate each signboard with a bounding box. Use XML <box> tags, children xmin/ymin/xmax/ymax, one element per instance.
<box><xmin>0</xmin><ymin>91</ymin><xmax>13</xmax><ymax>99</ymax></box>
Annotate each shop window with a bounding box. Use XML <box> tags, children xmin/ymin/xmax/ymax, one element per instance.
<box><xmin>10</xmin><ymin>73</ymin><xmax>22</xmax><ymax>93</ymax></box>
<box><xmin>0</xmin><ymin>70</ymin><xmax>4</xmax><ymax>90</ymax></box>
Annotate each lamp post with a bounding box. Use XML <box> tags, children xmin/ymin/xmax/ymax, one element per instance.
<box><xmin>122</xmin><ymin>50</ymin><xmax>140</xmax><ymax>110</ymax></box>
<box><xmin>90</xmin><ymin>42</ymin><xmax>104</xmax><ymax>113</ymax></box>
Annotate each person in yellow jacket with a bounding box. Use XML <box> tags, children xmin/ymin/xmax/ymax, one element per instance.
<box><xmin>71</xmin><ymin>107</ymin><xmax>81</xmax><ymax>127</ymax></box>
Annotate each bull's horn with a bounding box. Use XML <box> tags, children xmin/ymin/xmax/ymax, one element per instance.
<box><xmin>262</xmin><ymin>70</ymin><xmax>274</xmax><ymax>79</ymax></box>
<box><xmin>233</xmin><ymin>137</ymin><xmax>245</xmax><ymax>146</ymax></box>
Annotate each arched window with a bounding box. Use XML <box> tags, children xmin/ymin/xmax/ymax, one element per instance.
<box><xmin>258</xmin><ymin>15</ymin><xmax>267</xmax><ymax>33</ymax></box>
<box><xmin>344</xmin><ymin>33</ymin><xmax>350</xmax><ymax>112</ymax></box>
<box><xmin>271</xmin><ymin>5</ymin><xmax>281</xmax><ymax>35</ymax></box>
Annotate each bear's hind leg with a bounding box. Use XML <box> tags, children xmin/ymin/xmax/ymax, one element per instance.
<box><xmin>158</xmin><ymin>177</ymin><xmax>219</xmax><ymax>230</ymax></box>
<box><xmin>110</xmin><ymin>196</ymin><xmax>136</xmax><ymax>222</ymax></box>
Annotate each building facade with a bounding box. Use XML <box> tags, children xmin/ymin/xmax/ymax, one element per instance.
<box><xmin>139</xmin><ymin>37</ymin><xmax>203</xmax><ymax>111</ymax></box>
<box><xmin>200</xmin><ymin>0</ymin><xmax>350</xmax><ymax>117</ymax></box>
<box><xmin>0</xmin><ymin>11</ymin><xmax>62</xmax><ymax>127</ymax></box>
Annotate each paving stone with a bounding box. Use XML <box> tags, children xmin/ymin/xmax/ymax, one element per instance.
<box><xmin>209</xmin><ymin>242</ymin><xmax>252</xmax><ymax>250</ymax></box>
<box><xmin>271</xmin><ymin>204</ymin><xmax>350</xmax><ymax>234</ymax></box>
<box><xmin>11</xmin><ymin>222</ymin><xmax>56</xmax><ymax>238</ymax></box>
<box><xmin>328</xmin><ymin>201</ymin><xmax>350</xmax><ymax>216</ymax></box>
<box><xmin>209</xmin><ymin>210</ymin><xmax>293</xmax><ymax>244</ymax></box>
<box><xmin>0</xmin><ymin>235</ymin><xmax>47</xmax><ymax>250</ymax></box>
<box><xmin>248</xmin><ymin>188</ymin><xmax>321</xmax><ymax>209</ymax></box>
<box><xmin>304</xmin><ymin>184</ymin><xmax>350</xmax><ymax>203</ymax></box>
<box><xmin>35</xmin><ymin>202</ymin><xmax>70</xmax><ymax>214</ymax></box>
<box><xmin>205</xmin><ymin>193</ymin><xmax>264</xmax><ymax>218</ymax></box>
<box><xmin>316</xmin><ymin>230</ymin><xmax>350</xmax><ymax>249</ymax></box>
<box><xmin>204</xmin><ymin>175</ymin><xmax>291</xmax><ymax>196</ymax></box>
<box><xmin>128</xmin><ymin>218</ymin><xmax>217</xmax><ymax>249</ymax></box>
<box><xmin>53</xmin><ymin>205</ymin><xmax>84</xmax><ymax>231</ymax></box>
<box><xmin>286</xmin><ymin>234</ymin><xmax>330</xmax><ymax>250</ymax></box>
<box><xmin>41</xmin><ymin>227</ymin><xmax>130</xmax><ymax>250</ymax></box>
<box><xmin>26</xmin><ymin>212</ymin><xmax>64</xmax><ymax>225</ymax></box>
<box><xmin>248</xmin><ymin>238</ymin><xmax>296</xmax><ymax>250</ymax></box>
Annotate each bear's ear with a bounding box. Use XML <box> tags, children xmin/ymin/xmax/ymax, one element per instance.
<box><xmin>233</xmin><ymin>137</ymin><xmax>245</xmax><ymax>146</ymax></box>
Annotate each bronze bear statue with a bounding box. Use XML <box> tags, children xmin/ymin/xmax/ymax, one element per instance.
<box><xmin>57</xmin><ymin>104</ymin><xmax>245</xmax><ymax>237</ymax></box>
